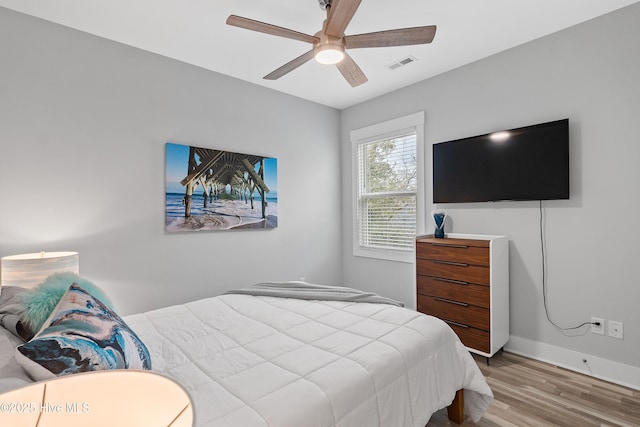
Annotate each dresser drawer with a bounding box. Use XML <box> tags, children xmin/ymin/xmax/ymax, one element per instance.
<box><xmin>417</xmin><ymin>294</ymin><xmax>490</xmax><ymax>331</ymax></box>
<box><xmin>446</xmin><ymin>322</ymin><xmax>490</xmax><ymax>354</ymax></box>
<box><xmin>416</xmin><ymin>240</ymin><xmax>489</xmax><ymax>266</ymax></box>
<box><xmin>417</xmin><ymin>275</ymin><xmax>490</xmax><ymax>309</ymax></box>
<box><xmin>416</xmin><ymin>259</ymin><xmax>490</xmax><ymax>285</ymax></box>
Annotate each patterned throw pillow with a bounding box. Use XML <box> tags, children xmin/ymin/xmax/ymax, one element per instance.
<box><xmin>15</xmin><ymin>283</ymin><xmax>151</xmax><ymax>381</ymax></box>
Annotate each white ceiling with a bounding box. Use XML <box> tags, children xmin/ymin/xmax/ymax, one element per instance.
<box><xmin>2</xmin><ymin>0</ymin><xmax>638</xmax><ymax>109</ymax></box>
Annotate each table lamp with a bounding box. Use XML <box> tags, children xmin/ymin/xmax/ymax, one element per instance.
<box><xmin>0</xmin><ymin>370</ymin><xmax>193</xmax><ymax>426</ymax></box>
<box><xmin>0</xmin><ymin>252</ymin><xmax>79</xmax><ymax>289</ymax></box>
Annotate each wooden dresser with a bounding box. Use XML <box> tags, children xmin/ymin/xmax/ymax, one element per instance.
<box><xmin>416</xmin><ymin>234</ymin><xmax>509</xmax><ymax>357</ymax></box>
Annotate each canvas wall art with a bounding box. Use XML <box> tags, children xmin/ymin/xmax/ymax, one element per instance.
<box><xmin>165</xmin><ymin>142</ymin><xmax>277</xmax><ymax>232</ymax></box>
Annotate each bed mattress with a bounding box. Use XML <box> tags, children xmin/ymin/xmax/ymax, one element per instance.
<box><xmin>125</xmin><ymin>293</ymin><xmax>492</xmax><ymax>426</ymax></box>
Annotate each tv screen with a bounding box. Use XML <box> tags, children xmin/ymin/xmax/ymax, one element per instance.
<box><xmin>433</xmin><ymin>119</ymin><xmax>569</xmax><ymax>203</ymax></box>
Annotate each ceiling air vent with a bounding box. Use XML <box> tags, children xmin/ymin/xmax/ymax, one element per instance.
<box><xmin>386</xmin><ymin>55</ymin><xmax>418</xmax><ymax>71</ymax></box>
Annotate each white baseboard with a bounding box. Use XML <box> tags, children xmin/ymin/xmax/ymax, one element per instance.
<box><xmin>505</xmin><ymin>336</ymin><xmax>640</xmax><ymax>391</ymax></box>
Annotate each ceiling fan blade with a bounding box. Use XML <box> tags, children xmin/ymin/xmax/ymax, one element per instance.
<box><xmin>264</xmin><ymin>50</ymin><xmax>316</xmax><ymax>80</ymax></box>
<box><xmin>227</xmin><ymin>15</ymin><xmax>319</xmax><ymax>44</ymax></box>
<box><xmin>345</xmin><ymin>26</ymin><xmax>437</xmax><ymax>49</ymax></box>
<box><xmin>325</xmin><ymin>0</ymin><xmax>362</xmax><ymax>37</ymax></box>
<box><xmin>336</xmin><ymin>53</ymin><xmax>368</xmax><ymax>87</ymax></box>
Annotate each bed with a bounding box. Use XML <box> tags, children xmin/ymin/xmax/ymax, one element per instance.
<box><xmin>0</xmin><ymin>281</ymin><xmax>492</xmax><ymax>426</ymax></box>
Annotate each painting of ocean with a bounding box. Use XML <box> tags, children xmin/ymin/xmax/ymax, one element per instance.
<box><xmin>165</xmin><ymin>143</ymin><xmax>277</xmax><ymax>232</ymax></box>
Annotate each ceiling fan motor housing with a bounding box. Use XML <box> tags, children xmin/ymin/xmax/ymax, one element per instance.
<box><xmin>318</xmin><ymin>0</ymin><xmax>332</xmax><ymax>11</ymax></box>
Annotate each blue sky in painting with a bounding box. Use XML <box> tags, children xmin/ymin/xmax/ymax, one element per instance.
<box><xmin>165</xmin><ymin>143</ymin><xmax>278</xmax><ymax>194</ymax></box>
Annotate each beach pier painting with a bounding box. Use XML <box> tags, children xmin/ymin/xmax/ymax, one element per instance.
<box><xmin>165</xmin><ymin>142</ymin><xmax>277</xmax><ymax>232</ymax></box>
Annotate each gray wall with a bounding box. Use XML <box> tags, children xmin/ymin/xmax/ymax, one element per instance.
<box><xmin>0</xmin><ymin>8</ymin><xmax>342</xmax><ymax>315</ymax></box>
<box><xmin>2</xmin><ymin>2</ymin><xmax>638</xmax><ymax>382</ymax></box>
<box><xmin>341</xmin><ymin>4</ymin><xmax>640</xmax><ymax>369</ymax></box>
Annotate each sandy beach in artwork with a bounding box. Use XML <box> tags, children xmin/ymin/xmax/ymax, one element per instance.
<box><xmin>165</xmin><ymin>194</ymin><xmax>277</xmax><ymax>232</ymax></box>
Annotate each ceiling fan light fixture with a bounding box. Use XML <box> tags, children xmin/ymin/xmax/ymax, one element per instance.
<box><xmin>314</xmin><ymin>42</ymin><xmax>345</xmax><ymax>65</ymax></box>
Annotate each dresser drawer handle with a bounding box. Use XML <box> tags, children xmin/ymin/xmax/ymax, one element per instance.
<box><xmin>433</xmin><ymin>297</ymin><xmax>469</xmax><ymax>307</ymax></box>
<box><xmin>432</xmin><ymin>260</ymin><xmax>469</xmax><ymax>267</ymax></box>
<box><xmin>444</xmin><ymin>320</ymin><xmax>470</xmax><ymax>329</ymax></box>
<box><xmin>433</xmin><ymin>277</ymin><xmax>469</xmax><ymax>286</ymax></box>
<box><xmin>431</xmin><ymin>243</ymin><xmax>469</xmax><ymax>249</ymax></box>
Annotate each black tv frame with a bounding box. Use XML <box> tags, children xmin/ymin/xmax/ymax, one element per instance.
<box><xmin>432</xmin><ymin>119</ymin><xmax>569</xmax><ymax>203</ymax></box>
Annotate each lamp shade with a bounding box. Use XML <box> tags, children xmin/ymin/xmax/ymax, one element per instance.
<box><xmin>0</xmin><ymin>251</ymin><xmax>79</xmax><ymax>289</ymax></box>
<box><xmin>0</xmin><ymin>370</ymin><xmax>193</xmax><ymax>427</ymax></box>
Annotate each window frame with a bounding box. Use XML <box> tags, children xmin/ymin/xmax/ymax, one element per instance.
<box><xmin>351</xmin><ymin>112</ymin><xmax>425</xmax><ymax>263</ymax></box>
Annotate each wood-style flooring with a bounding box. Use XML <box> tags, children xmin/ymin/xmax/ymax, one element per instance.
<box><xmin>427</xmin><ymin>351</ymin><xmax>640</xmax><ymax>427</ymax></box>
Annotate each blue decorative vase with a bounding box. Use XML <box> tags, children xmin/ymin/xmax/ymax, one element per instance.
<box><xmin>432</xmin><ymin>210</ymin><xmax>447</xmax><ymax>238</ymax></box>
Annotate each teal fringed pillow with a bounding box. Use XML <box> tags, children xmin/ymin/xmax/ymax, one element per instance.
<box><xmin>20</xmin><ymin>272</ymin><xmax>114</xmax><ymax>335</ymax></box>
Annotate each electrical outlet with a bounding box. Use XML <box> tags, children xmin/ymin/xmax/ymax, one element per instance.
<box><xmin>591</xmin><ymin>317</ymin><xmax>604</xmax><ymax>335</ymax></box>
<box><xmin>609</xmin><ymin>320</ymin><xmax>624</xmax><ymax>339</ymax></box>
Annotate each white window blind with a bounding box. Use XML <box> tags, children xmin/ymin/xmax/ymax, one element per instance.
<box><xmin>356</xmin><ymin>132</ymin><xmax>417</xmax><ymax>252</ymax></box>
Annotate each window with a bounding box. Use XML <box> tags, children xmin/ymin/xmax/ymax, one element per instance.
<box><xmin>351</xmin><ymin>112</ymin><xmax>425</xmax><ymax>262</ymax></box>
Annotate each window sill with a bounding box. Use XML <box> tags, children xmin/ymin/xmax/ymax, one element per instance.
<box><xmin>353</xmin><ymin>247</ymin><xmax>414</xmax><ymax>263</ymax></box>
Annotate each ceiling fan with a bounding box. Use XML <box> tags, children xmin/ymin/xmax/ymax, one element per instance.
<box><xmin>226</xmin><ymin>0</ymin><xmax>436</xmax><ymax>87</ymax></box>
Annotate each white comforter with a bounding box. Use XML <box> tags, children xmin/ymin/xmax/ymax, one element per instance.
<box><xmin>125</xmin><ymin>294</ymin><xmax>492</xmax><ymax>427</ymax></box>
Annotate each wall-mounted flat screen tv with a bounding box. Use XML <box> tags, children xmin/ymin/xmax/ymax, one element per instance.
<box><xmin>432</xmin><ymin>118</ymin><xmax>569</xmax><ymax>203</ymax></box>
